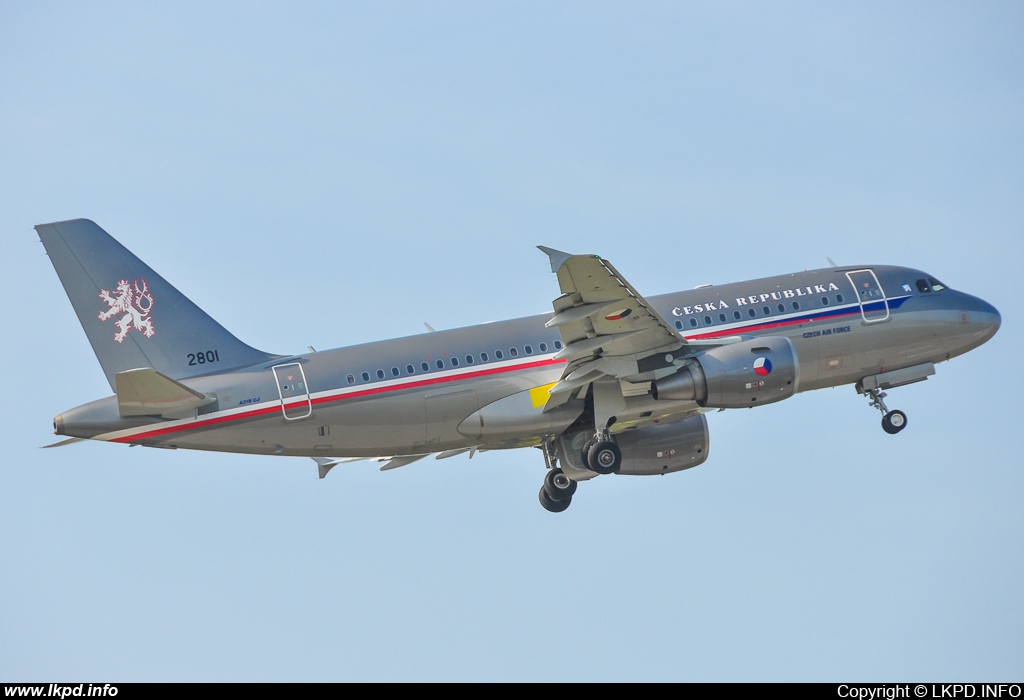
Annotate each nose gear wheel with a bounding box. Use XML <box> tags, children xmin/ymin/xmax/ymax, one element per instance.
<box><xmin>861</xmin><ymin>386</ymin><xmax>908</xmax><ymax>434</ymax></box>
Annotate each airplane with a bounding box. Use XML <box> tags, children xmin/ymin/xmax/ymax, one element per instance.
<box><xmin>37</xmin><ymin>219</ymin><xmax>1001</xmax><ymax>512</ymax></box>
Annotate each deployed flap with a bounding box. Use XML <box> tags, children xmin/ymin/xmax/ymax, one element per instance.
<box><xmin>379</xmin><ymin>454</ymin><xmax>429</xmax><ymax>471</ymax></box>
<box><xmin>115</xmin><ymin>368</ymin><xmax>215</xmax><ymax>418</ymax></box>
<box><xmin>539</xmin><ymin>248</ymin><xmax>685</xmax><ymax>360</ymax></box>
<box><xmin>312</xmin><ymin>456</ymin><xmax>368</xmax><ymax>479</ymax></box>
<box><xmin>539</xmin><ymin>248</ymin><xmax>692</xmax><ymax>407</ymax></box>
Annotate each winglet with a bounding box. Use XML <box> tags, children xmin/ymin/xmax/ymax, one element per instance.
<box><xmin>537</xmin><ymin>246</ymin><xmax>573</xmax><ymax>273</ymax></box>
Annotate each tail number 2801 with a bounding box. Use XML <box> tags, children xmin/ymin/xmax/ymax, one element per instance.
<box><xmin>188</xmin><ymin>350</ymin><xmax>220</xmax><ymax>366</ymax></box>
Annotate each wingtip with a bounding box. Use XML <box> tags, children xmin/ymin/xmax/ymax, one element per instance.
<box><xmin>537</xmin><ymin>245</ymin><xmax>573</xmax><ymax>273</ymax></box>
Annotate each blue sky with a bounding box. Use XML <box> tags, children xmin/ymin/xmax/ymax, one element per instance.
<box><xmin>1</xmin><ymin>1</ymin><xmax>1022</xmax><ymax>681</ymax></box>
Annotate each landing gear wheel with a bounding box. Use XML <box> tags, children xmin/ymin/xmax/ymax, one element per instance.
<box><xmin>539</xmin><ymin>486</ymin><xmax>571</xmax><ymax>513</ymax></box>
<box><xmin>580</xmin><ymin>438</ymin><xmax>596</xmax><ymax>469</ymax></box>
<box><xmin>881</xmin><ymin>409</ymin><xmax>908</xmax><ymax>434</ymax></box>
<box><xmin>587</xmin><ymin>440</ymin><xmax>622</xmax><ymax>475</ymax></box>
<box><xmin>543</xmin><ymin>468</ymin><xmax>577</xmax><ymax>502</ymax></box>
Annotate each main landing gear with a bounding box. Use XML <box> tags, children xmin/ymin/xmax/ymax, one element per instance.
<box><xmin>538</xmin><ymin>441</ymin><xmax>579</xmax><ymax>513</ymax></box>
<box><xmin>539</xmin><ymin>468</ymin><xmax>577</xmax><ymax>513</ymax></box>
<box><xmin>537</xmin><ymin>432</ymin><xmax>623</xmax><ymax>512</ymax></box>
<box><xmin>862</xmin><ymin>386</ymin><xmax>908</xmax><ymax>435</ymax></box>
<box><xmin>581</xmin><ymin>432</ymin><xmax>622</xmax><ymax>475</ymax></box>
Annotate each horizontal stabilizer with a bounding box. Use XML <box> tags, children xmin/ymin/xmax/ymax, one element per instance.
<box><xmin>115</xmin><ymin>368</ymin><xmax>215</xmax><ymax>418</ymax></box>
<box><xmin>41</xmin><ymin>437</ymin><xmax>86</xmax><ymax>448</ymax></box>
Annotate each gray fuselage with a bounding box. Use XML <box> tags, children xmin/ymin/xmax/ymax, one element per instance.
<box><xmin>55</xmin><ymin>264</ymin><xmax>1001</xmax><ymax>459</ymax></box>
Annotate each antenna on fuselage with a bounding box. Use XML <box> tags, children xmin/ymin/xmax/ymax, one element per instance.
<box><xmin>826</xmin><ymin>257</ymin><xmax>838</xmax><ymax>268</ymax></box>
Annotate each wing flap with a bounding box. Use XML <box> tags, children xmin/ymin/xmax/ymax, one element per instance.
<box><xmin>538</xmin><ymin>247</ymin><xmax>734</xmax><ymax>414</ymax></box>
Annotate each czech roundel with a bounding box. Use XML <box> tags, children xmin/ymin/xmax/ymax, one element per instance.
<box><xmin>753</xmin><ymin>357</ymin><xmax>772</xmax><ymax>377</ymax></box>
<box><xmin>604</xmin><ymin>308</ymin><xmax>632</xmax><ymax>321</ymax></box>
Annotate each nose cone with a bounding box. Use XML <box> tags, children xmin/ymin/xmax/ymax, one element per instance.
<box><xmin>974</xmin><ymin>297</ymin><xmax>1001</xmax><ymax>343</ymax></box>
<box><xmin>955</xmin><ymin>293</ymin><xmax>1001</xmax><ymax>353</ymax></box>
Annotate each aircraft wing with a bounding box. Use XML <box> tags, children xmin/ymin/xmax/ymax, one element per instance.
<box><xmin>538</xmin><ymin>247</ymin><xmax>728</xmax><ymax>409</ymax></box>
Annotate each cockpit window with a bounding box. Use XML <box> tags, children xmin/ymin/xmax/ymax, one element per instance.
<box><xmin>928</xmin><ymin>277</ymin><xmax>947</xmax><ymax>292</ymax></box>
<box><xmin>916</xmin><ymin>279</ymin><xmax>931</xmax><ymax>293</ymax></box>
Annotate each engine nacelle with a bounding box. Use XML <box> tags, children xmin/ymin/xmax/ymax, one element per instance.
<box><xmin>651</xmin><ymin>336</ymin><xmax>798</xmax><ymax>409</ymax></box>
<box><xmin>614</xmin><ymin>414</ymin><xmax>710</xmax><ymax>476</ymax></box>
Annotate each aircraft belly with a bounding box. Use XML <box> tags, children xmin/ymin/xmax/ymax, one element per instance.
<box><xmin>158</xmin><ymin>371</ymin><xmax>561</xmax><ymax>457</ymax></box>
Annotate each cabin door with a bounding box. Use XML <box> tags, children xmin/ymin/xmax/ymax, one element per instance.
<box><xmin>846</xmin><ymin>270</ymin><xmax>890</xmax><ymax>323</ymax></box>
<box><xmin>272</xmin><ymin>362</ymin><xmax>312</xmax><ymax>420</ymax></box>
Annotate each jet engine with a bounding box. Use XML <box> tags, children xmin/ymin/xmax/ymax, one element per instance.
<box><xmin>651</xmin><ymin>336</ymin><xmax>798</xmax><ymax>408</ymax></box>
<box><xmin>556</xmin><ymin>414</ymin><xmax>710</xmax><ymax>477</ymax></box>
<box><xmin>613</xmin><ymin>414</ymin><xmax>710</xmax><ymax>475</ymax></box>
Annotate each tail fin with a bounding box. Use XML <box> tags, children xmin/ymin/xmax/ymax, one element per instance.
<box><xmin>37</xmin><ymin>219</ymin><xmax>277</xmax><ymax>390</ymax></box>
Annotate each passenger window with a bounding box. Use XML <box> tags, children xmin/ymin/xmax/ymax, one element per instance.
<box><xmin>407</xmin><ymin>364</ymin><xmax>414</xmax><ymax>374</ymax></box>
<box><xmin>436</xmin><ymin>359</ymin><xmax>444</xmax><ymax>369</ymax></box>
<box><xmin>554</xmin><ymin>341</ymin><xmax>562</xmax><ymax>350</ymax></box>
<box><xmin>391</xmin><ymin>367</ymin><xmax>399</xmax><ymax>377</ymax></box>
<box><xmin>510</xmin><ymin>347</ymin><xmax>518</xmax><ymax>357</ymax></box>
<box><xmin>916</xmin><ymin>279</ymin><xmax>931</xmax><ymax>293</ymax></box>
<box><xmin>539</xmin><ymin>343</ymin><xmax>547</xmax><ymax>352</ymax></box>
<box><xmin>465</xmin><ymin>355</ymin><xmax>474</xmax><ymax>364</ymax></box>
<box><xmin>704</xmin><ymin>315</ymin><xmax>712</xmax><ymax>325</ymax></box>
<box><xmin>821</xmin><ymin>297</ymin><xmax>829</xmax><ymax>306</ymax></box>
<box><xmin>495</xmin><ymin>350</ymin><xmax>503</xmax><ymax>359</ymax></box>
<box><xmin>362</xmin><ymin>372</ymin><xmax>370</xmax><ymax>382</ymax></box>
<box><xmin>836</xmin><ymin>294</ymin><xmax>844</xmax><ymax>303</ymax></box>
<box><xmin>792</xmin><ymin>301</ymin><xmax>800</xmax><ymax>310</ymax></box>
<box><xmin>734</xmin><ymin>311</ymin><xmax>741</xmax><ymax>320</ymax></box>
<box><xmin>347</xmin><ymin>374</ymin><xmax>355</xmax><ymax>384</ymax></box>
<box><xmin>451</xmin><ymin>357</ymin><xmax>459</xmax><ymax>367</ymax></box>
<box><xmin>689</xmin><ymin>318</ymin><xmax>698</xmax><ymax>327</ymax></box>
<box><xmin>763</xmin><ymin>306</ymin><xmax>770</xmax><ymax>315</ymax></box>
<box><xmin>719</xmin><ymin>313</ymin><xmax>727</xmax><ymax>322</ymax></box>
<box><xmin>748</xmin><ymin>308</ymin><xmax>756</xmax><ymax>318</ymax></box>
<box><xmin>525</xmin><ymin>345</ymin><xmax>533</xmax><ymax>355</ymax></box>
<box><xmin>421</xmin><ymin>362</ymin><xmax>429</xmax><ymax>372</ymax></box>
<box><xmin>376</xmin><ymin>369</ymin><xmax>385</xmax><ymax>379</ymax></box>
<box><xmin>675</xmin><ymin>320</ymin><xmax>683</xmax><ymax>330</ymax></box>
<box><xmin>778</xmin><ymin>304</ymin><xmax>785</xmax><ymax>313</ymax></box>
<box><xmin>481</xmin><ymin>352</ymin><xmax>488</xmax><ymax>362</ymax></box>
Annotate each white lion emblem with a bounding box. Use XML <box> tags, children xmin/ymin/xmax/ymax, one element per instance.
<box><xmin>98</xmin><ymin>278</ymin><xmax>155</xmax><ymax>343</ymax></box>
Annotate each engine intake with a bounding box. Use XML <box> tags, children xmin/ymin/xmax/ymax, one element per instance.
<box><xmin>652</xmin><ymin>336</ymin><xmax>798</xmax><ymax>408</ymax></box>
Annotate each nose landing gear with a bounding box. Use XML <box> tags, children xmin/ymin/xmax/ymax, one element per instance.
<box><xmin>881</xmin><ymin>409</ymin><xmax>908</xmax><ymax>434</ymax></box>
<box><xmin>861</xmin><ymin>386</ymin><xmax>908</xmax><ymax>434</ymax></box>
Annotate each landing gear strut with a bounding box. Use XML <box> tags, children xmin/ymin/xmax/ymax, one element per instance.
<box><xmin>538</xmin><ymin>442</ymin><xmax>577</xmax><ymax>513</ymax></box>
<box><xmin>862</xmin><ymin>386</ymin><xmax>908</xmax><ymax>435</ymax></box>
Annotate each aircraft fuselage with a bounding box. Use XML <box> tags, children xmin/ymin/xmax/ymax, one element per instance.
<box><xmin>54</xmin><ymin>263</ymin><xmax>1000</xmax><ymax>459</ymax></box>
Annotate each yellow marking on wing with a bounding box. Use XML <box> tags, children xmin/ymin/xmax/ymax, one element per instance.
<box><xmin>530</xmin><ymin>383</ymin><xmax>558</xmax><ymax>409</ymax></box>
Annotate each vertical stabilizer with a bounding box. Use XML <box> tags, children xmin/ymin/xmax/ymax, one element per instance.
<box><xmin>37</xmin><ymin>219</ymin><xmax>276</xmax><ymax>390</ymax></box>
